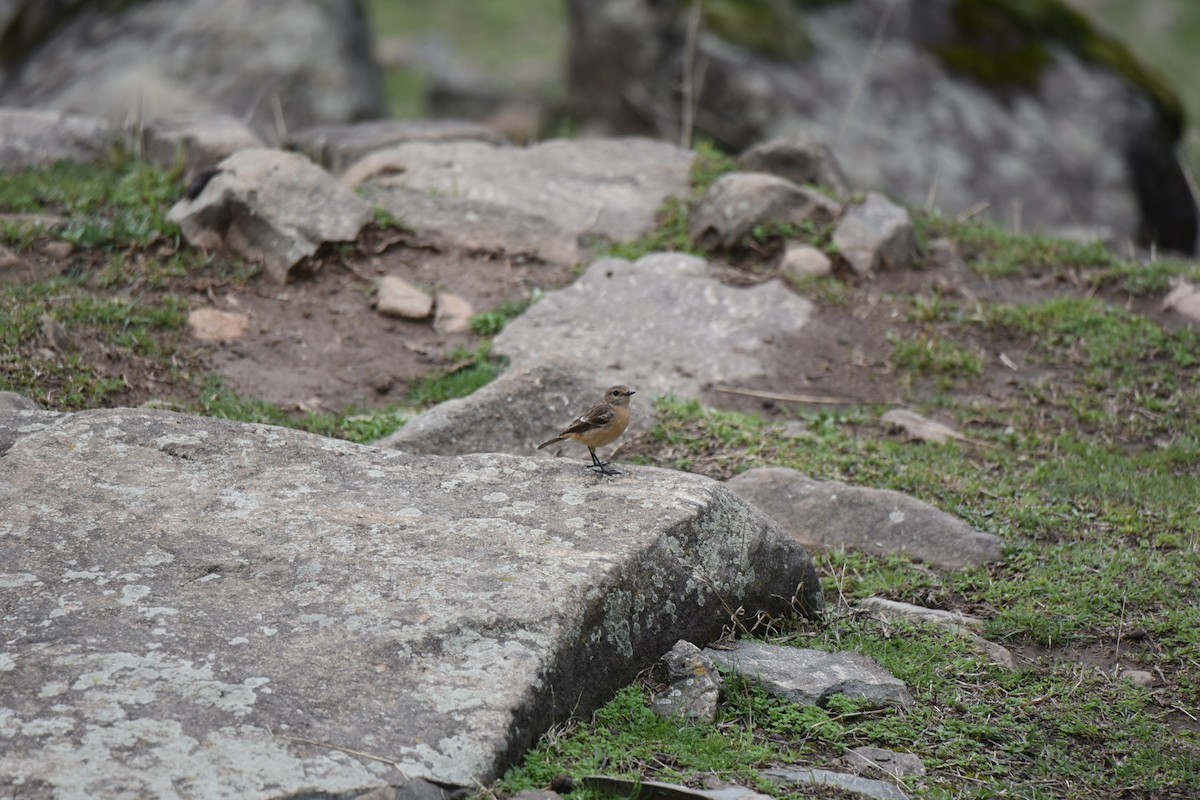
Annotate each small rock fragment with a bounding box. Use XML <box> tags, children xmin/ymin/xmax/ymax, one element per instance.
<box><xmin>689</xmin><ymin>172</ymin><xmax>841</xmax><ymax>250</ymax></box>
<box><xmin>779</xmin><ymin>242</ymin><xmax>833</xmax><ymax>279</ymax></box>
<box><xmin>842</xmin><ymin>746</ymin><xmax>927</xmax><ymax>779</ymax></box>
<box><xmin>832</xmin><ymin>192</ymin><xmax>917</xmax><ymax>276</ymax></box>
<box><xmin>187</xmin><ymin>308</ymin><xmax>251</xmax><ymax>344</ymax></box>
<box><xmin>39</xmin><ymin>314</ymin><xmax>73</xmax><ymax>353</ymax></box>
<box><xmin>42</xmin><ymin>241</ymin><xmax>73</xmax><ymax>260</ymax></box>
<box><xmin>704</xmin><ymin>640</ymin><xmax>912</xmax><ymax>708</ymax></box>
<box><xmin>434</xmin><ymin>291</ymin><xmax>475</xmax><ymax>335</ymax></box>
<box><xmin>859</xmin><ymin>597</ymin><xmax>1015</xmax><ymax>670</ymax></box>
<box><xmin>881</xmin><ymin>408</ymin><xmax>973</xmax><ymax>445</ymax></box>
<box><xmin>650</xmin><ymin>640</ymin><xmax>722</xmax><ymax>723</ymax></box>
<box><xmin>737</xmin><ymin>136</ymin><xmax>850</xmax><ymax>197</ymax></box>
<box><xmin>1162</xmin><ymin>280</ymin><xmax>1200</xmax><ymax>324</ymax></box>
<box><xmin>377</xmin><ymin>275</ymin><xmax>433</xmax><ymax>319</ymax></box>
<box><xmin>762</xmin><ymin>767</ymin><xmax>907</xmax><ymax>800</ymax></box>
<box><xmin>1121</xmin><ymin>669</ymin><xmax>1154</xmax><ymax>688</ymax></box>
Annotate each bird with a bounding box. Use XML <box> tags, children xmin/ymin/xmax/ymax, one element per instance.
<box><xmin>537</xmin><ymin>385</ymin><xmax>635</xmax><ymax>476</ymax></box>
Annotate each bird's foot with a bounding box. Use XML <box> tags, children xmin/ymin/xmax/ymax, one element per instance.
<box><xmin>585</xmin><ymin>461</ymin><xmax>621</xmax><ymax>477</ymax></box>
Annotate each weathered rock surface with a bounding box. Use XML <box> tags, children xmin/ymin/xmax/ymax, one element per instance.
<box><xmin>167</xmin><ymin>148</ymin><xmax>373</xmax><ymax>282</ymax></box>
<box><xmin>705</xmin><ymin>641</ymin><xmax>912</xmax><ymax>708</ymax></box>
<box><xmin>493</xmin><ymin>253</ymin><xmax>814</xmax><ymax>398</ymax></box>
<box><xmin>762</xmin><ymin>767</ymin><xmax>907</xmax><ymax>800</ymax></box>
<box><xmin>689</xmin><ymin>172</ymin><xmax>842</xmax><ymax>250</ymax></box>
<box><xmin>832</xmin><ymin>193</ymin><xmax>919</xmax><ymax>277</ymax></box>
<box><xmin>290</xmin><ymin>119</ymin><xmax>507</xmax><ymax>175</ymax></box>
<box><xmin>0</xmin><ymin>407</ymin><xmax>822</xmax><ymax>792</ymax></box>
<box><xmin>0</xmin><ymin>391</ymin><xmax>39</xmax><ymax>412</ymax></box>
<box><xmin>649</xmin><ymin>640</ymin><xmax>722</xmax><ymax>722</ymax></box>
<box><xmin>0</xmin><ymin>0</ymin><xmax>383</xmax><ymax>143</ymax></box>
<box><xmin>727</xmin><ymin>466</ymin><xmax>1002</xmax><ymax>570</ymax></box>
<box><xmin>376</xmin><ymin>274</ymin><xmax>434</xmax><ymax>320</ymax></box>
<box><xmin>779</xmin><ymin>242</ymin><xmax>833</xmax><ymax>279</ymax></box>
<box><xmin>842</xmin><ymin>746</ymin><xmax>927</xmax><ymax>779</ymax></box>
<box><xmin>433</xmin><ymin>291</ymin><xmax>475</xmax><ymax>335</ymax></box>
<box><xmin>737</xmin><ymin>137</ymin><xmax>851</xmax><ymax>197</ymax></box>
<box><xmin>135</xmin><ymin>114</ymin><xmax>264</xmax><ymax>182</ymax></box>
<box><xmin>859</xmin><ymin>597</ymin><xmax>1015</xmax><ymax>670</ymax></box>
<box><xmin>881</xmin><ymin>408</ymin><xmax>974</xmax><ymax>445</ymax></box>
<box><xmin>350</xmin><ymin>138</ymin><xmax>694</xmax><ymax>264</ymax></box>
<box><xmin>376</xmin><ymin>361</ymin><xmax>649</xmax><ymax>458</ymax></box>
<box><xmin>0</xmin><ymin>108</ymin><xmax>113</xmax><ymax>168</ymax></box>
<box><xmin>568</xmin><ymin>0</ymin><xmax>1198</xmax><ymax>253</ymax></box>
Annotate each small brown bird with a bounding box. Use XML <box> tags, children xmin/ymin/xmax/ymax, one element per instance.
<box><xmin>537</xmin><ymin>385</ymin><xmax>635</xmax><ymax>476</ymax></box>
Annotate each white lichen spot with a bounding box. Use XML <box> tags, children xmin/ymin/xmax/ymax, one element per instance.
<box><xmin>39</xmin><ymin>680</ymin><xmax>68</xmax><ymax>698</ymax></box>
<box><xmin>136</xmin><ymin>548</ymin><xmax>175</xmax><ymax>568</ymax></box>
<box><xmin>229</xmin><ymin>637</ymin><xmax>249</xmax><ymax>646</ymax></box>
<box><xmin>501</xmin><ymin>500</ymin><xmax>538</xmax><ymax>516</ymax></box>
<box><xmin>559</xmin><ymin>490</ymin><xmax>587</xmax><ymax>506</ymax></box>
<box><xmin>483</xmin><ymin>492</ymin><xmax>509</xmax><ymax>503</ymax></box>
<box><xmin>259</xmin><ymin>627</ymin><xmax>278</xmax><ymax>637</ymax></box>
<box><xmin>0</xmin><ymin>572</ymin><xmax>39</xmax><ymax>588</ymax></box>
<box><xmin>396</xmin><ymin>507</ymin><xmax>423</xmax><ymax>518</ymax></box>
<box><xmin>888</xmin><ymin>510</ymin><xmax>906</xmax><ymax>524</ymax></box>
<box><xmin>119</xmin><ymin>585</ymin><xmax>151</xmax><ymax>606</ymax></box>
<box><xmin>21</xmin><ymin>716</ymin><xmax>76</xmax><ymax>737</ymax></box>
<box><xmin>0</xmin><ymin>653</ymin><xmax>15</xmax><ymax>672</ymax></box>
<box><xmin>564</xmin><ymin>517</ymin><xmax>585</xmax><ymax>530</ymax></box>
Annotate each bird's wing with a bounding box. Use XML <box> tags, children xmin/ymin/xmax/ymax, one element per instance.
<box><xmin>560</xmin><ymin>402</ymin><xmax>615</xmax><ymax>435</ymax></box>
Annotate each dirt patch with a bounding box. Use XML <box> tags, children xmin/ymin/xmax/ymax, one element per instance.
<box><xmin>194</xmin><ymin>234</ymin><xmax>579</xmax><ymax>412</ymax></box>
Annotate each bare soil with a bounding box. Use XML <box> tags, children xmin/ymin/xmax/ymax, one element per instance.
<box><xmin>14</xmin><ymin>228</ymin><xmax>1177</xmax><ymax>421</ymax></box>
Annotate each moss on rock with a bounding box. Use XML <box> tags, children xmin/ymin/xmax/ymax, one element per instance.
<box><xmin>935</xmin><ymin>0</ymin><xmax>1185</xmax><ymax>135</ymax></box>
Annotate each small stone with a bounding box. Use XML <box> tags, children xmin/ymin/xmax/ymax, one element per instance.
<box><xmin>737</xmin><ymin>136</ymin><xmax>851</xmax><ymax>196</ymax></box>
<box><xmin>842</xmin><ymin>746</ymin><xmax>927</xmax><ymax>779</ymax></box>
<box><xmin>689</xmin><ymin>172</ymin><xmax>842</xmax><ymax>250</ymax></box>
<box><xmin>704</xmin><ymin>640</ymin><xmax>912</xmax><ymax>708</ymax></box>
<box><xmin>39</xmin><ymin>314</ymin><xmax>73</xmax><ymax>352</ymax></box>
<box><xmin>377</xmin><ymin>275</ymin><xmax>433</xmax><ymax>319</ymax></box>
<box><xmin>188</xmin><ymin>308</ymin><xmax>252</xmax><ymax>344</ymax></box>
<box><xmin>42</xmin><ymin>240</ymin><xmax>74</xmax><ymax>260</ymax></box>
<box><xmin>779</xmin><ymin>242</ymin><xmax>832</xmax><ymax>278</ymax></box>
<box><xmin>881</xmin><ymin>408</ymin><xmax>972</xmax><ymax>445</ymax></box>
<box><xmin>1162</xmin><ymin>280</ymin><xmax>1200</xmax><ymax>324</ymax></box>
<box><xmin>832</xmin><ymin>192</ymin><xmax>917</xmax><ymax>276</ymax></box>
<box><xmin>1121</xmin><ymin>669</ymin><xmax>1154</xmax><ymax>688</ymax></box>
<box><xmin>433</xmin><ymin>291</ymin><xmax>475</xmax><ymax>335</ymax></box>
<box><xmin>0</xmin><ymin>391</ymin><xmax>40</xmax><ymax>412</ymax></box>
<box><xmin>650</xmin><ymin>640</ymin><xmax>722</xmax><ymax>723</ymax></box>
<box><xmin>762</xmin><ymin>767</ymin><xmax>907</xmax><ymax>800</ymax></box>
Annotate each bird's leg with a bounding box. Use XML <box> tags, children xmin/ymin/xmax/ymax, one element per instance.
<box><xmin>584</xmin><ymin>447</ymin><xmax>621</xmax><ymax>476</ymax></box>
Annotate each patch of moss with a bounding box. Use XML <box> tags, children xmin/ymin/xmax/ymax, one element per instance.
<box><xmin>935</xmin><ymin>0</ymin><xmax>1185</xmax><ymax>135</ymax></box>
<box><xmin>688</xmin><ymin>0</ymin><xmax>811</xmax><ymax>60</ymax></box>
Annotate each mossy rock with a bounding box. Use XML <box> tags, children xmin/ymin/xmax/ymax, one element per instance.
<box><xmin>676</xmin><ymin>0</ymin><xmax>848</xmax><ymax>61</ymax></box>
<box><xmin>934</xmin><ymin>0</ymin><xmax>1185</xmax><ymax>135</ymax></box>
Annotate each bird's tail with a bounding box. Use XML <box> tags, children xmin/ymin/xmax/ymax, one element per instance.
<box><xmin>537</xmin><ymin>436</ymin><xmax>564</xmax><ymax>450</ymax></box>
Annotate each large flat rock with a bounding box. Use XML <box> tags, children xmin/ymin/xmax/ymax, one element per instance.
<box><xmin>0</xmin><ymin>408</ymin><xmax>821</xmax><ymax>795</ymax></box>
<box><xmin>493</xmin><ymin>253</ymin><xmax>814</xmax><ymax>397</ymax></box>
<box><xmin>350</xmin><ymin>138</ymin><xmax>694</xmax><ymax>264</ymax></box>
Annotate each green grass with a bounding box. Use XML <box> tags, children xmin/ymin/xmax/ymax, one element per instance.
<box><xmin>190</xmin><ymin>377</ymin><xmax>408</xmax><ymax>444</ymax></box>
<box><xmin>0</xmin><ymin>154</ymin><xmax>183</xmax><ymax>250</ymax></box>
<box><xmin>520</xmin><ymin>389</ymin><xmax>1200</xmax><ymax>798</ymax></box>
<box><xmin>470</xmin><ymin>292</ymin><xmax>542</xmax><ymax>336</ymax></box>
